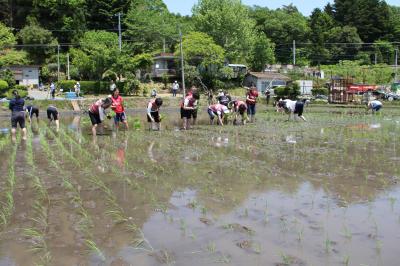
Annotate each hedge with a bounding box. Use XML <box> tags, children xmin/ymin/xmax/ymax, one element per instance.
<box><xmin>6</xmin><ymin>89</ymin><xmax>28</xmax><ymax>99</ymax></box>
<box><xmin>0</xmin><ymin>79</ymin><xmax>9</xmax><ymax>96</ymax></box>
<box><xmin>57</xmin><ymin>80</ymin><xmax>111</xmax><ymax>95</ymax></box>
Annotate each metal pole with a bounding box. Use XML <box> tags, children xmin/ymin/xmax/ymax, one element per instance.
<box><xmin>395</xmin><ymin>48</ymin><xmax>398</xmax><ymax>82</ymax></box>
<box><xmin>67</xmin><ymin>53</ymin><xmax>70</xmax><ymax>80</ymax></box>
<box><xmin>118</xmin><ymin>12</ymin><xmax>122</xmax><ymax>52</ymax></box>
<box><xmin>57</xmin><ymin>45</ymin><xmax>60</xmax><ymax>82</ymax></box>
<box><xmin>293</xmin><ymin>40</ymin><xmax>296</xmax><ymax>66</ymax></box>
<box><xmin>179</xmin><ymin>28</ymin><xmax>186</xmax><ymax>97</ymax></box>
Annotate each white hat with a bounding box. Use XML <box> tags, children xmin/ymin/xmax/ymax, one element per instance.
<box><xmin>222</xmin><ymin>106</ymin><xmax>230</xmax><ymax>114</ymax></box>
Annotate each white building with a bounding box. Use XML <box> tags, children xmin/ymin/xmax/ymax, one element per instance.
<box><xmin>243</xmin><ymin>72</ymin><xmax>291</xmax><ymax>93</ymax></box>
<box><xmin>5</xmin><ymin>65</ymin><xmax>40</xmax><ymax>87</ymax></box>
<box><xmin>296</xmin><ymin>80</ymin><xmax>313</xmax><ymax>95</ymax></box>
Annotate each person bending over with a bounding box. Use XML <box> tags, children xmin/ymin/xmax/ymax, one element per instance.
<box><xmin>88</xmin><ymin>97</ymin><xmax>112</xmax><ymax>136</ymax></box>
<box><xmin>366</xmin><ymin>100</ymin><xmax>382</xmax><ymax>114</ymax></box>
<box><xmin>277</xmin><ymin>99</ymin><xmax>307</xmax><ymax>121</ymax></box>
<box><xmin>25</xmin><ymin>105</ymin><xmax>39</xmax><ymax>123</ymax></box>
<box><xmin>208</xmin><ymin>103</ymin><xmax>230</xmax><ymax>126</ymax></box>
<box><xmin>147</xmin><ymin>97</ymin><xmax>163</xmax><ymax>131</ymax></box>
<box><xmin>181</xmin><ymin>91</ymin><xmax>200</xmax><ymax>130</ymax></box>
<box><xmin>232</xmin><ymin>100</ymin><xmax>248</xmax><ymax>125</ymax></box>
<box><xmin>47</xmin><ymin>105</ymin><xmax>60</xmax><ymax>131</ymax></box>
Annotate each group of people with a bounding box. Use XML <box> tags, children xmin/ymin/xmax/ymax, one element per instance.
<box><xmin>9</xmin><ymin>90</ymin><xmax>59</xmax><ymax>141</ymax></box>
<box><xmin>8</xmin><ymin>82</ymin><xmax>385</xmax><ymax>140</ymax></box>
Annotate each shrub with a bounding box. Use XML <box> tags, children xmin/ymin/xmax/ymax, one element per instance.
<box><xmin>13</xmin><ymin>85</ymin><xmax>27</xmax><ymax>91</ymax></box>
<box><xmin>311</xmin><ymin>87</ymin><xmax>329</xmax><ymax>96</ymax></box>
<box><xmin>0</xmin><ymin>79</ymin><xmax>9</xmax><ymax>96</ymax></box>
<box><xmin>6</xmin><ymin>89</ymin><xmax>28</xmax><ymax>99</ymax></box>
<box><xmin>275</xmin><ymin>83</ymin><xmax>301</xmax><ymax>100</ymax></box>
<box><xmin>77</xmin><ymin>81</ymin><xmax>109</xmax><ymax>94</ymax></box>
<box><xmin>58</xmin><ymin>80</ymin><xmax>76</xmax><ymax>91</ymax></box>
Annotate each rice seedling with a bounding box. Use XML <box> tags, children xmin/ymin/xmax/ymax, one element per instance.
<box><xmin>343</xmin><ymin>255</ymin><xmax>350</xmax><ymax>266</ymax></box>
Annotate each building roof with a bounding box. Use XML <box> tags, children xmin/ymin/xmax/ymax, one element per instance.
<box><xmin>3</xmin><ymin>65</ymin><xmax>40</xmax><ymax>68</ymax></box>
<box><xmin>247</xmin><ymin>72</ymin><xmax>290</xmax><ymax>81</ymax></box>
<box><xmin>153</xmin><ymin>53</ymin><xmax>177</xmax><ymax>60</ymax></box>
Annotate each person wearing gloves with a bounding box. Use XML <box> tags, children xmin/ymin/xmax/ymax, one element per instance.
<box><xmin>88</xmin><ymin>97</ymin><xmax>113</xmax><ymax>136</ymax></box>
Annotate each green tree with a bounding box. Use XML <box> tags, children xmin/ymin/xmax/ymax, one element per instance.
<box><xmin>387</xmin><ymin>5</ymin><xmax>400</xmax><ymax>41</ymax></box>
<box><xmin>326</xmin><ymin>26</ymin><xmax>363</xmax><ymax>63</ymax></box>
<box><xmin>193</xmin><ymin>0</ymin><xmax>255</xmax><ymax>62</ymax></box>
<box><xmin>70</xmin><ymin>30</ymin><xmax>119</xmax><ymax>80</ymax></box>
<box><xmin>333</xmin><ymin>0</ymin><xmax>390</xmax><ymax>42</ymax></box>
<box><xmin>249</xmin><ymin>5</ymin><xmax>310</xmax><ymax>64</ymax></box>
<box><xmin>308</xmin><ymin>8</ymin><xmax>334</xmax><ymax>65</ymax></box>
<box><xmin>177</xmin><ymin>31</ymin><xmax>225</xmax><ymax>68</ymax></box>
<box><xmin>373</xmin><ymin>40</ymin><xmax>395</xmax><ymax>65</ymax></box>
<box><xmin>248</xmin><ymin>34</ymin><xmax>275</xmax><ymax>71</ymax></box>
<box><xmin>0</xmin><ymin>23</ymin><xmax>29</xmax><ymax>67</ymax></box>
<box><xmin>17</xmin><ymin>19</ymin><xmax>57</xmax><ymax>64</ymax></box>
<box><xmin>124</xmin><ymin>0</ymin><xmax>175</xmax><ymax>54</ymax></box>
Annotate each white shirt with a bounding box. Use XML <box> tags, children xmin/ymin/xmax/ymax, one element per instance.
<box><xmin>173</xmin><ymin>83</ymin><xmax>179</xmax><ymax>90</ymax></box>
<box><xmin>284</xmin><ymin>99</ymin><xmax>297</xmax><ymax>113</ymax></box>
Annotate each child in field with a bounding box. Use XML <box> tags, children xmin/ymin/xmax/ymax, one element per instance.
<box><xmin>208</xmin><ymin>103</ymin><xmax>230</xmax><ymax>126</ymax></box>
<box><xmin>111</xmin><ymin>88</ymin><xmax>128</xmax><ymax>130</ymax></box>
<box><xmin>47</xmin><ymin>105</ymin><xmax>60</xmax><ymax>131</ymax></box>
<box><xmin>88</xmin><ymin>97</ymin><xmax>113</xmax><ymax>136</ymax></box>
<box><xmin>366</xmin><ymin>100</ymin><xmax>382</xmax><ymax>113</ymax></box>
<box><xmin>25</xmin><ymin>105</ymin><xmax>39</xmax><ymax>123</ymax></box>
<box><xmin>232</xmin><ymin>100</ymin><xmax>248</xmax><ymax>125</ymax></box>
<box><xmin>246</xmin><ymin>85</ymin><xmax>259</xmax><ymax>123</ymax></box>
<box><xmin>277</xmin><ymin>99</ymin><xmax>307</xmax><ymax>121</ymax></box>
<box><xmin>181</xmin><ymin>91</ymin><xmax>200</xmax><ymax>130</ymax></box>
<box><xmin>147</xmin><ymin>97</ymin><xmax>163</xmax><ymax>131</ymax></box>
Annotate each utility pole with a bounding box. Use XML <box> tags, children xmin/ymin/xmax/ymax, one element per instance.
<box><xmin>57</xmin><ymin>45</ymin><xmax>60</xmax><ymax>82</ymax></box>
<box><xmin>117</xmin><ymin>12</ymin><xmax>122</xmax><ymax>52</ymax></box>
<box><xmin>395</xmin><ymin>48</ymin><xmax>398</xmax><ymax>82</ymax></box>
<box><xmin>374</xmin><ymin>52</ymin><xmax>377</xmax><ymax>65</ymax></box>
<box><xmin>293</xmin><ymin>40</ymin><xmax>296</xmax><ymax>66</ymax></box>
<box><xmin>179</xmin><ymin>28</ymin><xmax>186</xmax><ymax>97</ymax></box>
<box><xmin>67</xmin><ymin>53</ymin><xmax>70</xmax><ymax>80</ymax></box>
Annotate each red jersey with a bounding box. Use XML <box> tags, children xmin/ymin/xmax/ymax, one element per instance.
<box><xmin>111</xmin><ymin>95</ymin><xmax>124</xmax><ymax>113</ymax></box>
<box><xmin>246</xmin><ymin>90</ymin><xmax>258</xmax><ymax>105</ymax></box>
<box><xmin>147</xmin><ymin>99</ymin><xmax>159</xmax><ymax>112</ymax></box>
<box><xmin>209</xmin><ymin>104</ymin><xmax>225</xmax><ymax>113</ymax></box>
<box><xmin>89</xmin><ymin>99</ymin><xmax>102</xmax><ymax>114</ymax></box>
<box><xmin>234</xmin><ymin>100</ymin><xmax>247</xmax><ymax>111</ymax></box>
<box><xmin>181</xmin><ymin>95</ymin><xmax>196</xmax><ymax>108</ymax></box>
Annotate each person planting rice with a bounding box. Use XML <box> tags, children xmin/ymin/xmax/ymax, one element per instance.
<box><xmin>208</xmin><ymin>103</ymin><xmax>230</xmax><ymax>126</ymax></box>
<box><xmin>88</xmin><ymin>97</ymin><xmax>113</xmax><ymax>136</ymax></box>
<box><xmin>147</xmin><ymin>97</ymin><xmax>163</xmax><ymax>131</ymax></box>
<box><xmin>9</xmin><ymin>90</ymin><xmax>27</xmax><ymax>141</ymax></box>
<box><xmin>47</xmin><ymin>105</ymin><xmax>60</xmax><ymax>131</ymax></box>
<box><xmin>25</xmin><ymin>105</ymin><xmax>39</xmax><ymax>123</ymax></box>
<box><xmin>232</xmin><ymin>100</ymin><xmax>248</xmax><ymax>125</ymax></box>
<box><xmin>181</xmin><ymin>91</ymin><xmax>200</xmax><ymax>130</ymax></box>
<box><xmin>366</xmin><ymin>100</ymin><xmax>383</xmax><ymax>113</ymax></box>
<box><xmin>277</xmin><ymin>99</ymin><xmax>307</xmax><ymax>121</ymax></box>
<box><xmin>111</xmin><ymin>88</ymin><xmax>129</xmax><ymax>130</ymax></box>
<box><xmin>217</xmin><ymin>91</ymin><xmax>231</xmax><ymax>107</ymax></box>
<box><xmin>246</xmin><ymin>85</ymin><xmax>259</xmax><ymax>123</ymax></box>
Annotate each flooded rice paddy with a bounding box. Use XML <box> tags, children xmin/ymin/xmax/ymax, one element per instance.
<box><xmin>0</xmin><ymin>107</ymin><xmax>399</xmax><ymax>266</ymax></box>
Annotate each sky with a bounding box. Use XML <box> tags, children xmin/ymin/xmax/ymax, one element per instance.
<box><xmin>163</xmin><ymin>0</ymin><xmax>399</xmax><ymax>16</ymax></box>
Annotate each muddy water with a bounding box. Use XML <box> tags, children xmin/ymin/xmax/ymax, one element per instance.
<box><xmin>0</xmin><ymin>107</ymin><xmax>399</xmax><ymax>266</ymax></box>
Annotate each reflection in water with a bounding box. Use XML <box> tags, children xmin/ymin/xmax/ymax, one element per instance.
<box><xmin>147</xmin><ymin>141</ymin><xmax>157</xmax><ymax>163</ymax></box>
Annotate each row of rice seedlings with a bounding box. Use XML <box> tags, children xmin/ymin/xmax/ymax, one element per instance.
<box><xmin>38</xmin><ymin>129</ymin><xmax>105</xmax><ymax>261</ymax></box>
<box><xmin>23</xmin><ymin>130</ymin><xmax>52</xmax><ymax>265</ymax></box>
<box><xmin>0</xmin><ymin>135</ymin><xmax>18</xmax><ymax>229</ymax></box>
<box><xmin>56</xmin><ymin>125</ymin><xmax>144</xmax><ymax>190</ymax></box>
<box><xmin>0</xmin><ymin>134</ymin><xmax>11</xmax><ymax>152</ymax></box>
<box><xmin>45</xmin><ymin>126</ymin><xmax>139</xmax><ymax>233</ymax></box>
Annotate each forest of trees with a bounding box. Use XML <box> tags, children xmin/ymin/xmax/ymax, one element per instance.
<box><xmin>0</xmin><ymin>0</ymin><xmax>399</xmax><ymax>88</ymax></box>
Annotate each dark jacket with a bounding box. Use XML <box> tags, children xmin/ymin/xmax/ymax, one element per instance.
<box><xmin>9</xmin><ymin>98</ymin><xmax>25</xmax><ymax>112</ymax></box>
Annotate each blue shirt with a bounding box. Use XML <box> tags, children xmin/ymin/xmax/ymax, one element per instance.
<box><xmin>9</xmin><ymin>98</ymin><xmax>25</xmax><ymax>112</ymax></box>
